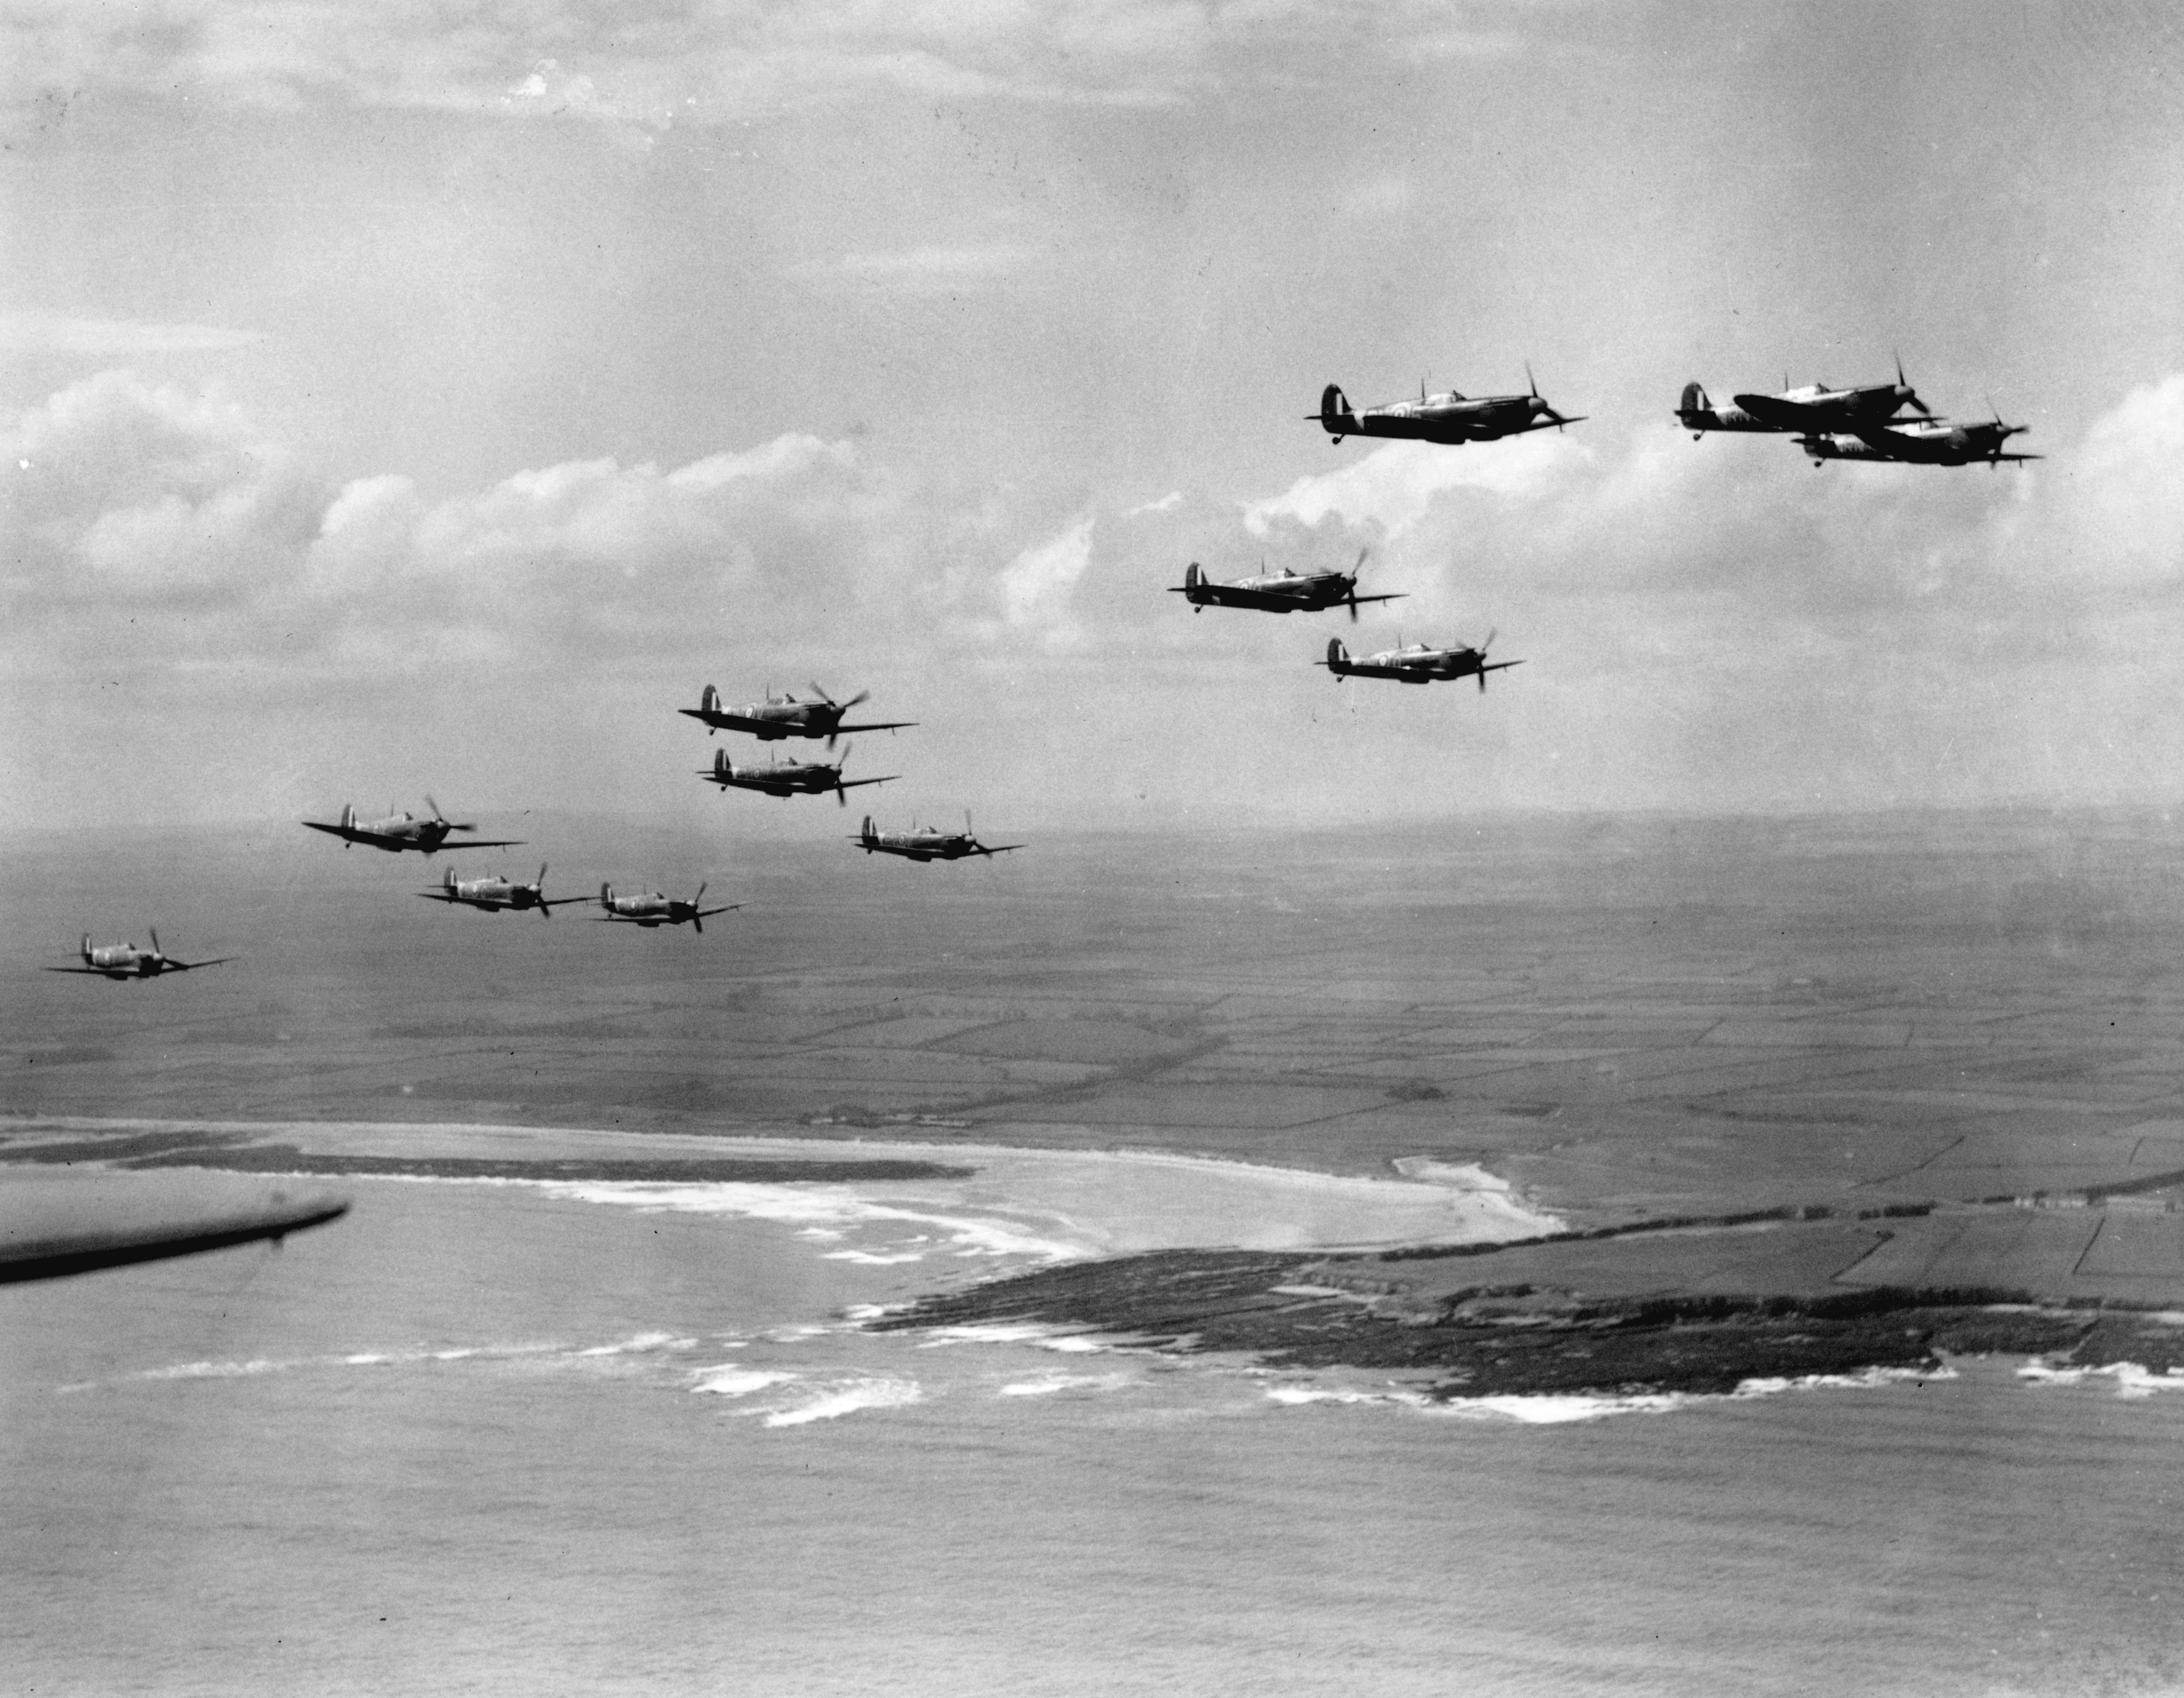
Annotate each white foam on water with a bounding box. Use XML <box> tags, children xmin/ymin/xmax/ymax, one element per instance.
<box><xmin>759</xmin><ymin>1377</ymin><xmax>923</xmax><ymax>1428</ymax></box>
<box><xmin>2022</xmin><ymin>1361</ymin><xmax>2184</xmax><ymax>1397</ymax></box>
<box><xmin>916</xmin><ymin>1322</ymin><xmax>1073</xmax><ymax>1347</ymax></box>
<box><xmin>1035</xmin><ymin>1334</ymin><xmax>1109</xmax><ymax>1354</ymax></box>
<box><xmin>823</xmin><ymin>1249</ymin><xmax>927</xmax><ymax>1265</ymax></box>
<box><xmin>534</xmin><ymin>1179</ymin><xmax>1090</xmax><ymax>1265</ymax></box>
<box><xmin>692</xmin><ymin>1367</ymin><xmax>797</xmax><ymax>1399</ymax></box>
<box><xmin>1263</xmin><ymin>1384</ymin><xmax>1432</xmax><ymax>1411</ymax></box>
<box><xmin>1733</xmin><ymin>1364</ymin><xmax>1957</xmax><ymax>1398</ymax></box>
<box><xmin>575</xmin><ymin>1332</ymin><xmax>697</xmax><ymax>1358</ymax></box>
<box><xmin>998</xmin><ymin>1372</ymin><xmax>1139</xmax><ymax>1398</ymax></box>
<box><xmin>1434</xmin><ymin>1392</ymin><xmax>1694</xmax><ymax>1424</ymax></box>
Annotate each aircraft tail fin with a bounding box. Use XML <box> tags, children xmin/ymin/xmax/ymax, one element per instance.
<box><xmin>600</xmin><ymin>882</ymin><xmax>612</xmax><ymax>909</ymax></box>
<box><xmin>861</xmin><ymin>815</ymin><xmax>876</xmax><ymax>848</ymax></box>
<box><xmin>1679</xmin><ymin>381</ymin><xmax>1710</xmax><ymax>416</ymax></box>
<box><xmin>341</xmin><ymin>803</ymin><xmax>356</xmax><ymax>830</ymax></box>
<box><xmin>1319</xmin><ymin>384</ymin><xmax>1356</xmax><ymax>435</ymax></box>
<box><xmin>1185</xmin><ymin>562</ymin><xmax>1202</xmax><ymax>589</ymax></box>
<box><xmin>714</xmin><ymin>747</ymin><xmax>729</xmax><ymax>779</ymax></box>
<box><xmin>80</xmin><ymin>932</ymin><xmax>91</xmax><ymax>964</ymax></box>
<box><xmin>700</xmin><ymin>684</ymin><xmax>719</xmax><ymax>714</ymax></box>
<box><xmin>1324</xmin><ymin>637</ymin><xmax>1350</xmax><ymax>673</ymax></box>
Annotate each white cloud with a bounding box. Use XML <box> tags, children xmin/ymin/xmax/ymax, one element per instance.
<box><xmin>998</xmin><ymin>513</ymin><xmax>1095</xmax><ymax>642</ymax></box>
<box><xmin>1243</xmin><ymin>431</ymin><xmax>1589</xmax><ymax>540</ymax></box>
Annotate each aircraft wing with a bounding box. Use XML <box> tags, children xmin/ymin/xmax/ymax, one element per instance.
<box><xmin>1730</xmin><ymin>395</ymin><xmax>1843</xmax><ymax>431</ymax></box>
<box><xmin>416</xmin><ymin>888</ymin><xmax>465</xmax><ymax>903</ymax></box>
<box><xmin>837</xmin><ymin>720</ymin><xmax>918</xmax><ymax>735</ymax></box>
<box><xmin>164</xmin><ymin>956</ymin><xmax>236</xmax><ymax>971</ymax></box>
<box><xmin>695</xmin><ymin>903</ymin><xmax>746</xmax><ymax>919</ymax></box>
<box><xmin>0</xmin><ymin>1171</ymin><xmax>348</xmax><ymax>1284</ymax></box>
<box><xmin>837</xmin><ymin>775</ymin><xmax>898</xmax><ymax>791</ymax></box>
<box><xmin>1505</xmin><ymin>414</ymin><xmax>1586</xmax><ymax>436</ymax></box>
<box><xmin>44</xmin><ymin>966</ymin><xmax>125</xmax><ymax>975</ymax></box>
<box><xmin>1348</xmin><ymin>592</ymin><xmax>1407</xmax><ymax>608</ymax></box>
<box><xmin>300</xmin><ymin>819</ymin><xmax>364</xmax><ymax>842</ymax></box>
<box><xmin>434</xmin><ymin>838</ymin><xmax>525</xmax><ymax>851</ymax></box>
<box><xmin>973</xmin><ymin>844</ymin><xmax>1025</xmax><ymax>857</ymax></box>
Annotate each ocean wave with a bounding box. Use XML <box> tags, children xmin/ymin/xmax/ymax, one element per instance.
<box><xmin>2020</xmin><ymin>1361</ymin><xmax>2184</xmax><ymax>1397</ymax></box>
<box><xmin>998</xmin><ymin>1372</ymin><xmax>1139</xmax><ymax>1397</ymax></box>
<box><xmin>533</xmin><ymin>1179</ymin><xmax>1090</xmax><ymax>1266</ymax></box>
<box><xmin>759</xmin><ymin>1377</ymin><xmax>923</xmax><ymax>1428</ymax></box>
<box><xmin>692</xmin><ymin>1367</ymin><xmax>798</xmax><ymax>1398</ymax></box>
<box><xmin>917</xmin><ymin>1321</ymin><xmax>1074</xmax><ymax>1347</ymax></box>
<box><xmin>574</xmin><ymin>1332</ymin><xmax>698</xmax><ymax>1358</ymax></box>
<box><xmin>1733</xmin><ymin>1364</ymin><xmax>1957</xmax><ymax>1398</ymax></box>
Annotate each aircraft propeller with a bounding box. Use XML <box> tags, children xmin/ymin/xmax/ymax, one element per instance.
<box><xmin>808</xmin><ymin>682</ymin><xmax>872</xmax><ymax>748</ymax></box>
<box><xmin>1476</xmin><ymin>629</ymin><xmax>1499</xmax><ymax>693</ymax></box>
<box><xmin>1896</xmin><ymin>352</ymin><xmax>1934</xmax><ymax>419</ymax></box>
<box><xmin>426</xmin><ymin>795</ymin><xmax>479</xmax><ymax>831</ymax></box>
<box><xmin>148</xmin><ymin>926</ymin><xmax>163</xmax><ymax>963</ymax></box>
<box><xmin>689</xmin><ymin>882</ymin><xmax>709</xmax><ymax>934</ymax></box>
<box><xmin>835</xmin><ymin>743</ymin><xmax>853</xmax><ymax>805</ymax></box>
<box><xmin>533</xmin><ymin>864</ymin><xmax>551</xmax><ymax>916</ymax></box>
<box><xmin>1345</xmin><ymin>546</ymin><xmax>1370</xmax><ymax>622</ymax></box>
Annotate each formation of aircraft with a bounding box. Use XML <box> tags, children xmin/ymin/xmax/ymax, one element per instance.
<box><xmin>597</xmin><ymin>882</ymin><xmax>741</xmax><ymax>931</ymax></box>
<box><xmin>48</xmin><ymin>929</ymin><xmax>232</xmax><ymax>980</ymax></box>
<box><xmin>679</xmin><ymin>682</ymin><xmax>914</xmax><ymax>747</ymax></box>
<box><xmin>1170</xmin><ymin>550</ymin><xmax>1402</xmax><ymax>621</ymax></box>
<box><xmin>302</xmin><ymin>799</ymin><xmax>521</xmax><ymax>855</ymax></box>
<box><xmin>1320</xmin><ymin>635</ymin><xmax>1522</xmax><ymax>689</ymax></box>
<box><xmin>699</xmin><ymin>743</ymin><xmax>895</xmax><ymax>806</ymax></box>
<box><xmin>853</xmin><ymin>813</ymin><xmax>1022</xmax><ymax>862</ymax></box>
<box><xmin>418</xmin><ymin>864</ymin><xmax>575</xmax><ymax>915</ymax></box>
<box><xmin>1313</xmin><ymin>367</ymin><xmax>1581</xmax><ymax>446</ymax></box>
<box><xmin>1678</xmin><ymin>358</ymin><xmax>2037</xmax><ymax>468</ymax></box>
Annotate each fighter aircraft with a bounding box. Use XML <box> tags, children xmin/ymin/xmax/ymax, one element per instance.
<box><xmin>417</xmin><ymin>864</ymin><xmax>577</xmax><ymax>916</ymax></box>
<box><xmin>698</xmin><ymin>744</ymin><xmax>896</xmax><ymax>806</ymax></box>
<box><xmin>302</xmin><ymin>798</ymin><xmax>521</xmax><ymax>855</ymax></box>
<box><xmin>596</xmin><ymin>882</ymin><xmax>741</xmax><ymax>932</ymax></box>
<box><xmin>1313</xmin><ymin>367</ymin><xmax>1581</xmax><ymax>446</ymax></box>
<box><xmin>1795</xmin><ymin>408</ymin><xmax>2043</xmax><ymax>468</ymax></box>
<box><xmin>852</xmin><ymin>813</ymin><xmax>1023</xmax><ymax>863</ymax></box>
<box><xmin>1679</xmin><ymin>357</ymin><xmax>1932</xmax><ymax>437</ymax></box>
<box><xmin>1320</xmin><ymin>634</ymin><xmax>1522</xmax><ymax>690</ymax></box>
<box><xmin>679</xmin><ymin>682</ymin><xmax>914</xmax><ymax>748</ymax></box>
<box><xmin>47</xmin><ymin>929</ymin><xmax>233</xmax><ymax>980</ymax></box>
<box><xmin>1169</xmin><ymin>549</ymin><xmax>1403</xmax><ymax>622</ymax></box>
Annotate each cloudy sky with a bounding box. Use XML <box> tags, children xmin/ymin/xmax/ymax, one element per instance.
<box><xmin>5</xmin><ymin>1</ymin><xmax>2183</xmax><ymax>835</ymax></box>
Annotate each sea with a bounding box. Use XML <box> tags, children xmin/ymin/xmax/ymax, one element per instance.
<box><xmin>7</xmin><ymin>1151</ymin><xmax>2183</xmax><ymax>1697</ymax></box>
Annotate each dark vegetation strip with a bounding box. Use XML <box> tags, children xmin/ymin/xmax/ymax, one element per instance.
<box><xmin>869</xmin><ymin>1250</ymin><xmax>2184</xmax><ymax>1399</ymax></box>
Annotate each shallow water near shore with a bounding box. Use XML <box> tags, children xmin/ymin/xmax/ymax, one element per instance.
<box><xmin>7</xmin><ymin>1158</ymin><xmax>2184</xmax><ymax>1697</ymax></box>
